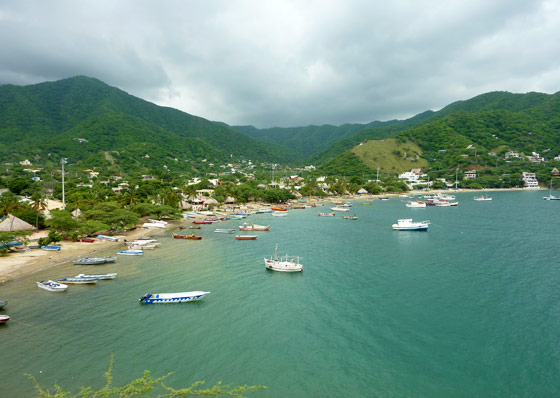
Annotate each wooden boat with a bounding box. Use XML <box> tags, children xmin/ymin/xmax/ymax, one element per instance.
<box><xmin>41</xmin><ymin>245</ymin><xmax>61</xmax><ymax>251</ymax></box>
<box><xmin>214</xmin><ymin>228</ymin><xmax>236</xmax><ymax>233</ymax></box>
<box><xmin>272</xmin><ymin>211</ymin><xmax>288</xmax><ymax>217</ymax></box>
<box><xmin>342</xmin><ymin>214</ymin><xmax>358</xmax><ymax>220</ymax></box>
<box><xmin>235</xmin><ymin>235</ymin><xmax>258</xmax><ymax>240</ymax></box>
<box><xmin>239</xmin><ymin>223</ymin><xmax>270</xmax><ymax>231</ymax></box>
<box><xmin>474</xmin><ymin>195</ymin><xmax>493</xmax><ymax>201</ymax></box>
<box><xmin>97</xmin><ymin>234</ymin><xmax>119</xmax><ymax>242</ymax></box>
<box><xmin>57</xmin><ymin>276</ymin><xmax>98</xmax><ymax>284</ymax></box>
<box><xmin>270</xmin><ymin>207</ymin><xmax>288</xmax><ymax>212</ymax></box>
<box><xmin>193</xmin><ymin>220</ymin><xmax>213</xmax><ymax>224</ymax></box>
<box><xmin>0</xmin><ymin>315</ymin><xmax>10</xmax><ymax>324</ymax></box>
<box><xmin>318</xmin><ymin>212</ymin><xmax>335</xmax><ymax>217</ymax></box>
<box><xmin>117</xmin><ymin>250</ymin><xmax>144</xmax><ymax>256</ymax></box>
<box><xmin>331</xmin><ymin>206</ymin><xmax>349</xmax><ymax>212</ymax></box>
<box><xmin>264</xmin><ymin>245</ymin><xmax>303</xmax><ymax>272</ymax></box>
<box><xmin>37</xmin><ymin>280</ymin><xmax>68</xmax><ymax>292</ymax></box>
<box><xmin>127</xmin><ymin>243</ymin><xmax>157</xmax><ymax>250</ymax></box>
<box><xmin>73</xmin><ymin>257</ymin><xmax>116</xmax><ymax>265</ymax></box>
<box><xmin>173</xmin><ymin>233</ymin><xmax>202</xmax><ymax>240</ymax></box>
<box><xmin>76</xmin><ymin>273</ymin><xmax>117</xmax><ymax>280</ymax></box>
<box><xmin>405</xmin><ymin>201</ymin><xmax>426</xmax><ymax>208</ymax></box>
<box><xmin>139</xmin><ymin>291</ymin><xmax>210</xmax><ymax>304</ymax></box>
<box><xmin>77</xmin><ymin>238</ymin><xmax>95</xmax><ymax>243</ymax></box>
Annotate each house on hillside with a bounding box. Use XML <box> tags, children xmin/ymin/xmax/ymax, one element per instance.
<box><xmin>464</xmin><ymin>170</ymin><xmax>477</xmax><ymax>179</ymax></box>
<box><xmin>398</xmin><ymin>169</ymin><xmax>431</xmax><ymax>188</ymax></box>
<box><xmin>521</xmin><ymin>172</ymin><xmax>539</xmax><ymax>189</ymax></box>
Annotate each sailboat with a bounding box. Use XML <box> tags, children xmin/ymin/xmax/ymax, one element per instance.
<box><xmin>264</xmin><ymin>244</ymin><xmax>303</xmax><ymax>272</ymax></box>
<box><xmin>543</xmin><ymin>178</ymin><xmax>560</xmax><ymax>200</ymax></box>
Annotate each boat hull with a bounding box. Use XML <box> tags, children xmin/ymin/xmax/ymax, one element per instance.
<box><xmin>264</xmin><ymin>259</ymin><xmax>303</xmax><ymax>272</ymax></box>
<box><xmin>37</xmin><ymin>280</ymin><xmax>68</xmax><ymax>292</ymax></box>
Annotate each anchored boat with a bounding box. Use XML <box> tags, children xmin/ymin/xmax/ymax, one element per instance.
<box><xmin>139</xmin><ymin>291</ymin><xmax>210</xmax><ymax>304</ymax></box>
<box><xmin>264</xmin><ymin>245</ymin><xmax>303</xmax><ymax>272</ymax></box>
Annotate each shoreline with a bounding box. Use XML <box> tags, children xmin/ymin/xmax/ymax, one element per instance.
<box><xmin>0</xmin><ymin>187</ymin><xmax>538</xmax><ymax>283</ymax></box>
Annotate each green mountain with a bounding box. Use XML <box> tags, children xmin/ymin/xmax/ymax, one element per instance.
<box><xmin>0</xmin><ymin>76</ymin><xmax>288</xmax><ymax>172</ymax></box>
<box><xmin>313</xmin><ymin>91</ymin><xmax>560</xmax><ymax>175</ymax></box>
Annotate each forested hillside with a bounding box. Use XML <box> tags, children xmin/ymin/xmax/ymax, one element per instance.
<box><xmin>0</xmin><ymin>76</ymin><xmax>288</xmax><ymax>172</ymax></box>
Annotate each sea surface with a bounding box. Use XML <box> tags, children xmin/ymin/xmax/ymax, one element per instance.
<box><xmin>1</xmin><ymin>190</ymin><xmax>559</xmax><ymax>397</ymax></box>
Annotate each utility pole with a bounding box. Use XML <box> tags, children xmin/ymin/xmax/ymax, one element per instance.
<box><xmin>61</xmin><ymin>158</ymin><xmax>67</xmax><ymax>209</ymax></box>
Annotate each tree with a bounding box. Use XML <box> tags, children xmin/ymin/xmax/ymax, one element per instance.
<box><xmin>31</xmin><ymin>192</ymin><xmax>47</xmax><ymax>230</ymax></box>
<box><xmin>0</xmin><ymin>230</ymin><xmax>32</xmax><ymax>253</ymax></box>
<box><xmin>46</xmin><ymin>210</ymin><xmax>79</xmax><ymax>237</ymax></box>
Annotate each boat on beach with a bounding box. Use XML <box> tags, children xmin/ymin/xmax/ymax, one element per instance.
<box><xmin>41</xmin><ymin>245</ymin><xmax>61</xmax><ymax>251</ymax></box>
<box><xmin>239</xmin><ymin>223</ymin><xmax>270</xmax><ymax>231</ymax></box>
<box><xmin>73</xmin><ymin>257</ymin><xmax>116</xmax><ymax>265</ymax></box>
<box><xmin>97</xmin><ymin>235</ymin><xmax>119</xmax><ymax>242</ymax></box>
<box><xmin>264</xmin><ymin>245</ymin><xmax>303</xmax><ymax>272</ymax></box>
<box><xmin>76</xmin><ymin>273</ymin><xmax>117</xmax><ymax>280</ymax></box>
<box><xmin>235</xmin><ymin>235</ymin><xmax>258</xmax><ymax>240</ymax></box>
<box><xmin>37</xmin><ymin>280</ymin><xmax>68</xmax><ymax>292</ymax></box>
<box><xmin>57</xmin><ymin>276</ymin><xmax>99</xmax><ymax>284</ymax></box>
<box><xmin>392</xmin><ymin>219</ymin><xmax>430</xmax><ymax>231</ymax></box>
<box><xmin>139</xmin><ymin>291</ymin><xmax>210</xmax><ymax>304</ymax></box>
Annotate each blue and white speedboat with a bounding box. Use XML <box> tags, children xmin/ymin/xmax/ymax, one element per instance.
<box><xmin>117</xmin><ymin>249</ymin><xmax>144</xmax><ymax>256</ymax></box>
<box><xmin>392</xmin><ymin>219</ymin><xmax>430</xmax><ymax>231</ymax></box>
<box><xmin>139</xmin><ymin>291</ymin><xmax>210</xmax><ymax>304</ymax></box>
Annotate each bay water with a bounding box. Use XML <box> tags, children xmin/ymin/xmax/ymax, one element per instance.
<box><xmin>1</xmin><ymin>190</ymin><xmax>559</xmax><ymax>397</ymax></box>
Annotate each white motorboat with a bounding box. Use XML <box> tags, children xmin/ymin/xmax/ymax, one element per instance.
<box><xmin>214</xmin><ymin>228</ymin><xmax>236</xmax><ymax>233</ymax></box>
<box><xmin>139</xmin><ymin>291</ymin><xmax>210</xmax><ymax>304</ymax></box>
<box><xmin>405</xmin><ymin>200</ymin><xmax>426</xmax><ymax>208</ymax></box>
<box><xmin>117</xmin><ymin>250</ymin><xmax>144</xmax><ymax>256</ymax></box>
<box><xmin>272</xmin><ymin>211</ymin><xmax>288</xmax><ymax>217</ymax></box>
<box><xmin>37</xmin><ymin>280</ymin><xmax>68</xmax><ymax>292</ymax></box>
<box><xmin>392</xmin><ymin>219</ymin><xmax>430</xmax><ymax>231</ymax></box>
<box><xmin>264</xmin><ymin>245</ymin><xmax>303</xmax><ymax>272</ymax></box>
<box><xmin>239</xmin><ymin>223</ymin><xmax>270</xmax><ymax>231</ymax></box>
<box><xmin>0</xmin><ymin>315</ymin><xmax>10</xmax><ymax>324</ymax></box>
<box><xmin>330</xmin><ymin>206</ymin><xmax>349</xmax><ymax>212</ymax></box>
<box><xmin>474</xmin><ymin>195</ymin><xmax>493</xmax><ymax>201</ymax></box>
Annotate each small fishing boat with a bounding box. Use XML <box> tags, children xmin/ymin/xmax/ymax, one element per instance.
<box><xmin>0</xmin><ymin>315</ymin><xmax>10</xmax><ymax>324</ymax></box>
<box><xmin>392</xmin><ymin>219</ymin><xmax>430</xmax><ymax>231</ymax></box>
<box><xmin>73</xmin><ymin>257</ymin><xmax>116</xmax><ymax>265</ymax></box>
<box><xmin>186</xmin><ymin>225</ymin><xmax>201</xmax><ymax>229</ymax></box>
<box><xmin>272</xmin><ymin>211</ymin><xmax>288</xmax><ymax>217</ymax></box>
<box><xmin>405</xmin><ymin>201</ymin><xmax>426</xmax><ymax>208</ymax></box>
<box><xmin>361</xmin><ymin>202</ymin><xmax>373</xmax><ymax>205</ymax></box>
<box><xmin>270</xmin><ymin>207</ymin><xmax>288</xmax><ymax>212</ymax></box>
<box><xmin>37</xmin><ymin>280</ymin><xmax>68</xmax><ymax>292</ymax></box>
<box><xmin>318</xmin><ymin>212</ymin><xmax>335</xmax><ymax>217</ymax></box>
<box><xmin>214</xmin><ymin>229</ymin><xmax>236</xmax><ymax>233</ymax></box>
<box><xmin>331</xmin><ymin>206</ymin><xmax>349</xmax><ymax>212</ymax></box>
<box><xmin>193</xmin><ymin>220</ymin><xmax>213</xmax><ymax>224</ymax></box>
<box><xmin>173</xmin><ymin>233</ymin><xmax>202</xmax><ymax>240</ymax></box>
<box><xmin>41</xmin><ymin>245</ymin><xmax>61</xmax><ymax>251</ymax></box>
<box><xmin>57</xmin><ymin>276</ymin><xmax>98</xmax><ymax>284</ymax></box>
<box><xmin>474</xmin><ymin>195</ymin><xmax>493</xmax><ymax>201</ymax></box>
<box><xmin>139</xmin><ymin>291</ymin><xmax>210</xmax><ymax>304</ymax></box>
<box><xmin>142</xmin><ymin>222</ymin><xmax>167</xmax><ymax>228</ymax></box>
<box><xmin>117</xmin><ymin>250</ymin><xmax>144</xmax><ymax>256</ymax></box>
<box><xmin>76</xmin><ymin>273</ymin><xmax>117</xmax><ymax>280</ymax></box>
<box><xmin>239</xmin><ymin>223</ymin><xmax>270</xmax><ymax>231</ymax></box>
<box><xmin>127</xmin><ymin>243</ymin><xmax>157</xmax><ymax>250</ymax></box>
<box><xmin>235</xmin><ymin>235</ymin><xmax>258</xmax><ymax>240</ymax></box>
<box><xmin>342</xmin><ymin>214</ymin><xmax>358</xmax><ymax>220</ymax></box>
<box><xmin>97</xmin><ymin>234</ymin><xmax>119</xmax><ymax>242</ymax></box>
<box><xmin>379</xmin><ymin>196</ymin><xmax>390</xmax><ymax>200</ymax></box>
<box><xmin>77</xmin><ymin>238</ymin><xmax>95</xmax><ymax>243</ymax></box>
<box><xmin>264</xmin><ymin>245</ymin><xmax>303</xmax><ymax>272</ymax></box>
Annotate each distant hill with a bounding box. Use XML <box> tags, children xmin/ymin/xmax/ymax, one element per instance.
<box><xmin>0</xmin><ymin>76</ymin><xmax>288</xmax><ymax>172</ymax></box>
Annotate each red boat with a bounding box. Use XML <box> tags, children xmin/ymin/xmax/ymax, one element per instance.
<box><xmin>193</xmin><ymin>220</ymin><xmax>213</xmax><ymax>224</ymax></box>
<box><xmin>78</xmin><ymin>238</ymin><xmax>95</xmax><ymax>243</ymax></box>
<box><xmin>270</xmin><ymin>207</ymin><xmax>287</xmax><ymax>211</ymax></box>
<box><xmin>173</xmin><ymin>233</ymin><xmax>202</xmax><ymax>240</ymax></box>
<box><xmin>235</xmin><ymin>235</ymin><xmax>258</xmax><ymax>240</ymax></box>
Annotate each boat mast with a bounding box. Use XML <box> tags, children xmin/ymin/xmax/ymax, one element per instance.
<box><xmin>274</xmin><ymin>244</ymin><xmax>278</xmax><ymax>261</ymax></box>
<box><xmin>455</xmin><ymin>168</ymin><xmax>458</xmax><ymax>190</ymax></box>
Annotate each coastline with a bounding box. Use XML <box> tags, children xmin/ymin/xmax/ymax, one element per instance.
<box><xmin>0</xmin><ymin>187</ymin><xmax>536</xmax><ymax>283</ymax></box>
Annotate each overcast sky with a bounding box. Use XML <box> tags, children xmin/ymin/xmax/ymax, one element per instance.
<box><xmin>1</xmin><ymin>0</ymin><xmax>559</xmax><ymax>128</ymax></box>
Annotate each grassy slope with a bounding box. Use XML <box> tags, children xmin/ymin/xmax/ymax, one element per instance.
<box><xmin>351</xmin><ymin>138</ymin><xmax>429</xmax><ymax>173</ymax></box>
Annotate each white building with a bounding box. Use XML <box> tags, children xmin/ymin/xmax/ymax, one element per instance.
<box><xmin>521</xmin><ymin>172</ymin><xmax>539</xmax><ymax>189</ymax></box>
<box><xmin>398</xmin><ymin>169</ymin><xmax>432</xmax><ymax>188</ymax></box>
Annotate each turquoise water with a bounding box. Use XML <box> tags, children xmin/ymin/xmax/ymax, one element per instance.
<box><xmin>1</xmin><ymin>191</ymin><xmax>560</xmax><ymax>397</ymax></box>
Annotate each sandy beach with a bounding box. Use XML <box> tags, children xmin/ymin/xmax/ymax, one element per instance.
<box><xmin>0</xmin><ymin>187</ymin><xmax>529</xmax><ymax>283</ymax></box>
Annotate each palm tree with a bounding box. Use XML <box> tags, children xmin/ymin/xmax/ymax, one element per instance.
<box><xmin>31</xmin><ymin>192</ymin><xmax>47</xmax><ymax>230</ymax></box>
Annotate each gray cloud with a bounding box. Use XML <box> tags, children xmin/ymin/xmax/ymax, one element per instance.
<box><xmin>0</xmin><ymin>0</ymin><xmax>558</xmax><ymax>127</ymax></box>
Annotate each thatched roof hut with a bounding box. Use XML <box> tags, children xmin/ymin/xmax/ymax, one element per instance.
<box><xmin>0</xmin><ymin>214</ymin><xmax>36</xmax><ymax>232</ymax></box>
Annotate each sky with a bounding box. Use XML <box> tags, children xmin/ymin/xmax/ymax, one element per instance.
<box><xmin>1</xmin><ymin>0</ymin><xmax>559</xmax><ymax>128</ymax></box>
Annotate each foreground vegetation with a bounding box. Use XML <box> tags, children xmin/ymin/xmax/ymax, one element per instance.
<box><xmin>28</xmin><ymin>356</ymin><xmax>266</xmax><ymax>398</ymax></box>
